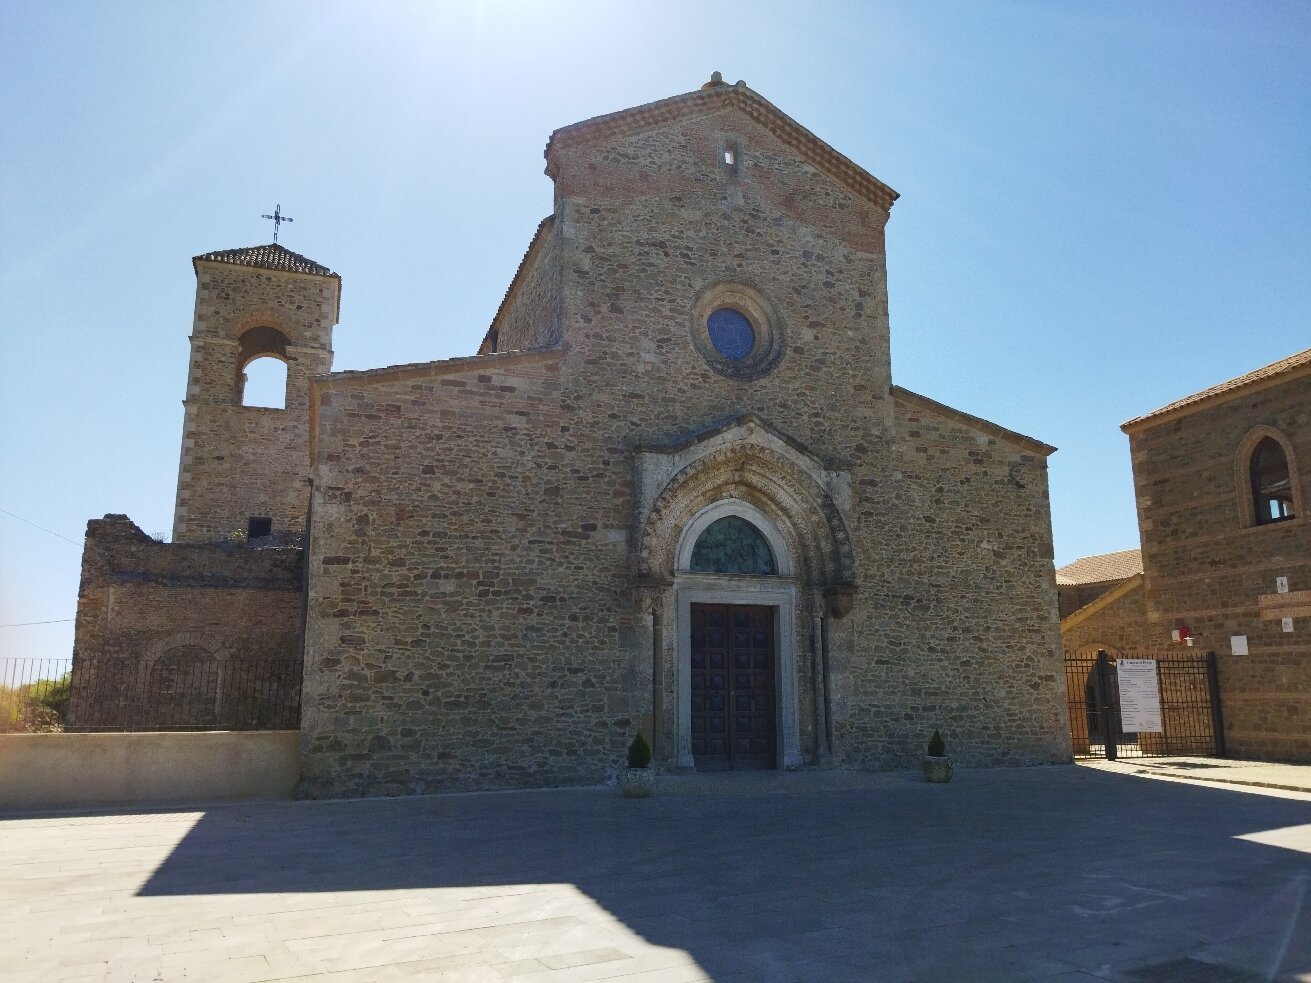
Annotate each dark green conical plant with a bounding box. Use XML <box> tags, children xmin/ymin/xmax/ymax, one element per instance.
<box><xmin>627</xmin><ymin>733</ymin><xmax>652</xmax><ymax>769</ymax></box>
<box><xmin>927</xmin><ymin>730</ymin><xmax>946</xmax><ymax>757</ymax></box>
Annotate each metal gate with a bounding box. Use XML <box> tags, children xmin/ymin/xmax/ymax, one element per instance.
<box><xmin>1064</xmin><ymin>650</ymin><xmax>1226</xmax><ymax>760</ymax></box>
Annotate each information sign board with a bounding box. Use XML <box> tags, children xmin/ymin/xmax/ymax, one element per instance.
<box><xmin>1116</xmin><ymin>659</ymin><xmax>1163</xmax><ymax>733</ymax></box>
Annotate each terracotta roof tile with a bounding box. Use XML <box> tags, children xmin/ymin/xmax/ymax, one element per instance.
<box><xmin>1055</xmin><ymin>548</ymin><xmax>1142</xmax><ymax>586</ymax></box>
<box><xmin>1123</xmin><ymin>347</ymin><xmax>1311</xmax><ymax>431</ymax></box>
<box><xmin>193</xmin><ymin>243</ymin><xmax>338</xmax><ymax>278</ymax></box>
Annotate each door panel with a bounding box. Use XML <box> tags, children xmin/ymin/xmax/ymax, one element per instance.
<box><xmin>690</xmin><ymin>603</ymin><xmax>776</xmax><ymax>770</ymax></box>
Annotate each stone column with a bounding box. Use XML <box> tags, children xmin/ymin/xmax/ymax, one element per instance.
<box><xmin>812</xmin><ymin>611</ymin><xmax>831</xmax><ymax>763</ymax></box>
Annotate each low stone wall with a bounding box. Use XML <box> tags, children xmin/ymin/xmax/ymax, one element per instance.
<box><xmin>0</xmin><ymin>731</ymin><xmax>299</xmax><ymax>811</ymax></box>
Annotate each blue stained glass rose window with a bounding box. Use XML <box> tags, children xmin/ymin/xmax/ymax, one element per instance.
<box><xmin>706</xmin><ymin>308</ymin><xmax>756</xmax><ymax>360</ymax></box>
<box><xmin>689</xmin><ymin>516</ymin><xmax>777</xmax><ymax>575</ymax></box>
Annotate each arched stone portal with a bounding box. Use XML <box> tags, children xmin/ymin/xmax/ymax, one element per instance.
<box><xmin>632</xmin><ymin>416</ymin><xmax>856</xmax><ymax>773</ymax></box>
<box><xmin>674</xmin><ymin>500</ymin><xmax>801</xmax><ymax>770</ymax></box>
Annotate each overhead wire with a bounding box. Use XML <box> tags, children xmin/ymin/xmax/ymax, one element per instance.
<box><xmin>0</xmin><ymin>507</ymin><xmax>81</xmax><ymax>547</ymax></box>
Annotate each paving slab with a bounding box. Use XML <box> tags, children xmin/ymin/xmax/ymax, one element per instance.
<box><xmin>2</xmin><ymin>764</ymin><xmax>1310</xmax><ymax>982</ymax></box>
<box><xmin>1082</xmin><ymin>756</ymin><xmax>1311</xmax><ymax>795</ymax></box>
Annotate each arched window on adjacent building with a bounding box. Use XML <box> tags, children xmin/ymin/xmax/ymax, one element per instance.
<box><xmin>1250</xmin><ymin>437</ymin><xmax>1295</xmax><ymax>524</ymax></box>
<box><xmin>689</xmin><ymin>515</ymin><xmax>777</xmax><ymax>575</ymax></box>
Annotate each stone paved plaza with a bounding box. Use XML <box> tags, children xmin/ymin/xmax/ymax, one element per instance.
<box><xmin>3</xmin><ymin>765</ymin><xmax>1310</xmax><ymax>982</ymax></box>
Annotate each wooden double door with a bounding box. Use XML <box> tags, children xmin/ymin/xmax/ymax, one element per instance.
<box><xmin>689</xmin><ymin>603</ymin><xmax>777</xmax><ymax>770</ymax></box>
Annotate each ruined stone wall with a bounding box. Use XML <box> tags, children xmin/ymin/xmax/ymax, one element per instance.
<box><xmin>1128</xmin><ymin>373</ymin><xmax>1311</xmax><ymax>760</ymax></box>
<box><xmin>173</xmin><ymin>263</ymin><xmax>337</xmax><ymax>544</ymax></box>
<box><xmin>490</xmin><ymin>218</ymin><xmax>562</xmax><ymax>352</ymax></box>
<box><xmin>69</xmin><ymin>515</ymin><xmax>303</xmax><ymax>731</ymax></box>
<box><xmin>1059</xmin><ymin>578</ymin><xmax>1150</xmax><ymax>657</ymax></box>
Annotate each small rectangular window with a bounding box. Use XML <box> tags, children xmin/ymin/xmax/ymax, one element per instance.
<box><xmin>722</xmin><ymin>139</ymin><xmax>741</xmax><ymax>175</ymax></box>
<box><xmin>248</xmin><ymin>517</ymin><xmax>272</xmax><ymax>540</ymax></box>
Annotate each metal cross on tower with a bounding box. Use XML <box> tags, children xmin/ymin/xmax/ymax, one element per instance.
<box><xmin>261</xmin><ymin>204</ymin><xmax>294</xmax><ymax>242</ymax></box>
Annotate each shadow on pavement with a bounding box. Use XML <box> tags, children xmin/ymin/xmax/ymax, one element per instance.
<box><xmin>134</xmin><ymin>766</ymin><xmax>1311</xmax><ymax>981</ymax></box>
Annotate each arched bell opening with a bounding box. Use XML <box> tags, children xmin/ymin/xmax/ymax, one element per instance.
<box><xmin>235</xmin><ymin>327</ymin><xmax>291</xmax><ymax>408</ymax></box>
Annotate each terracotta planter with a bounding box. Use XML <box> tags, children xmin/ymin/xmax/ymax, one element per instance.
<box><xmin>922</xmin><ymin>755</ymin><xmax>953</xmax><ymax>783</ymax></box>
<box><xmin>620</xmin><ymin>767</ymin><xmax>655</xmax><ymax>798</ymax></box>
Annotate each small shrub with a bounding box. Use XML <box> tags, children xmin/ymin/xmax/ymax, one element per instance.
<box><xmin>627</xmin><ymin>733</ymin><xmax>652</xmax><ymax>768</ymax></box>
<box><xmin>927</xmin><ymin>730</ymin><xmax>946</xmax><ymax>757</ymax></box>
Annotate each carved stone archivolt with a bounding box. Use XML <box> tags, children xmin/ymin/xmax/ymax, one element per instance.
<box><xmin>635</xmin><ymin>429</ymin><xmax>855</xmax><ymax>589</ymax></box>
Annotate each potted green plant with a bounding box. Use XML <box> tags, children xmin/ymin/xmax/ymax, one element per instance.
<box><xmin>922</xmin><ymin>730</ymin><xmax>952</xmax><ymax>783</ymax></box>
<box><xmin>620</xmin><ymin>733</ymin><xmax>655</xmax><ymax>798</ymax></box>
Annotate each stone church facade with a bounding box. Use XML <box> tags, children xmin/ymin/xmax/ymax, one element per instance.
<box><xmin>72</xmin><ymin>76</ymin><xmax>1071</xmax><ymax>793</ymax></box>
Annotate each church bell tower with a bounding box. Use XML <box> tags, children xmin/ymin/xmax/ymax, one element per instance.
<box><xmin>172</xmin><ymin>243</ymin><xmax>340</xmax><ymax>544</ymax></box>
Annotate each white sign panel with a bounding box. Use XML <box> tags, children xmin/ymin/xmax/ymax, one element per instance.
<box><xmin>1277</xmin><ymin>576</ymin><xmax>1290</xmax><ymax>594</ymax></box>
<box><xmin>1117</xmin><ymin>659</ymin><xmax>1163</xmax><ymax>733</ymax></box>
<box><xmin>1283</xmin><ymin>618</ymin><xmax>1295</xmax><ymax>633</ymax></box>
<box><xmin>1230</xmin><ymin>635</ymin><xmax>1249</xmax><ymax>655</ymax></box>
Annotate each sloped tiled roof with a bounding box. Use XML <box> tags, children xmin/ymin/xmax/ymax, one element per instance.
<box><xmin>1060</xmin><ymin>573</ymin><xmax>1145</xmax><ymax>630</ymax></box>
<box><xmin>193</xmin><ymin>243</ymin><xmax>338</xmax><ymax>278</ymax></box>
<box><xmin>1122</xmin><ymin>347</ymin><xmax>1311</xmax><ymax>432</ymax></box>
<box><xmin>1055</xmin><ymin>548</ymin><xmax>1142</xmax><ymax>586</ymax></box>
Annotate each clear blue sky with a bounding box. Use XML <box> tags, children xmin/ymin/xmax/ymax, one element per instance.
<box><xmin>2</xmin><ymin>1</ymin><xmax>1308</xmax><ymax>664</ymax></box>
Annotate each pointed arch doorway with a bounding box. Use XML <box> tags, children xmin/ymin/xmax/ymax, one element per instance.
<box><xmin>674</xmin><ymin>500</ymin><xmax>802</xmax><ymax>772</ymax></box>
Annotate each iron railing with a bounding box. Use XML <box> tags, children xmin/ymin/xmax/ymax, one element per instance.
<box><xmin>2</xmin><ymin>656</ymin><xmax>302</xmax><ymax>733</ymax></box>
<box><xmin>0</xmin><ymin>657</ymin><xmax>71</xmax><ymax>733</ymax></box>
<box><xmin>1065</xmin><ymin>649</ymin><xmax>1224</xmax><ymax>760</ymax></box>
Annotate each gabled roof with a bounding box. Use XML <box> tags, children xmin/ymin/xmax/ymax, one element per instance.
<box><xmin>193</xmin><ymin>243</ymin><xmax>338</xmax><ymax>279</ymax></box>
<box><xmin>1055</xmin><ymin>548</ymin><xmax>1142</xmax><ymax>587</ymax></box>
<box><xmin>1122</xmin><ymin>347</ymin><xmax>1311</xmax><ymax>433</ymax></box>
<box><xmin>479</xmin><ymin>216</ymin><xmax>555</xmax><ymax>354</ymax></box>
<box><xmin>1059</xmin><ymin>573</ymin><xmax>1145</xmax><ymax>631</ymax></box>
<box><xmin>892</xmin><ymin>386</ymin><xmax>1057</xmax><ymax>456</ymax></box>
<box><xmin>544</xmin><ymin>76</ymin><xmax>899</xmax><ymax>213</ymax></box>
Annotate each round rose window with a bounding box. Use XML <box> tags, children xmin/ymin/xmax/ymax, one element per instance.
<box><xmin>689</xmin><ymin>282</ymin><xmax>786</xmax><ymax>380</ymax></box>
<box><xmin>706</xmin><ymin>308</ymin><xmax>756</xmax><ymax>360</ymax></box>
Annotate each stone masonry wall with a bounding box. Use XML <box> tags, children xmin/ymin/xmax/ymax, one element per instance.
<box><xmin>300</xmin><ymin>92</ymin><xmax>1069</xmax><ymax>796</ymax></box>
<box><xmin>491</xmin><ymin>219</ymin><xmax>562</xmax><ymax>353</ymax></box>
<box><xmin>549</xmin><ymin>107</ymin><xmax>1066</xmax><ymax>772</ymax></box>
<box><xmin>301</xmin><ymin>354</ymin><xmax>602</xmax><ymax>796</ymax></box>
<box><xmin>69</xmin><ymin>514</ymin><xmax>303</xmax><ymax>731</ymax></box>
<box><xmin>1128</xmin><ymin>373</ymin><xmax>1311</xmax><ymax>761</ymax></box>
<box><xmin>173</xmin><ymin>264</ymin><xmax>337</xmax><ymax>544</ymax></box>
<box><xmin>1058</xmin><ymin>580</ymin><xmax>1126</xmax><ymax>619</ymax></box>
<box><xmin>858</xmin><ymin>392</ymin><xmax>1068</xmax><ymax>767</ymax></box>
<box><xmin>1059</xmin><ymin>577</ymin><xmax>1150</xmax><ymax>657</ymax></box>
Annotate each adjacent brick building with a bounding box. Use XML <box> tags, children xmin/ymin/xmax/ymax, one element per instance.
<box><xmin>1061</xmin><ymin>347</ymin><xmax>1311</xmax><ymax>761</ymax></box>
<box><xmin>1056</xmin><ymin>548</ymin><xmax>1142</xmax><ymax>619</ymax></box>
<box><xmin>73</xmin><ymin>75</ymin><xmax>1073</xmax><ymax>789</ymax></box>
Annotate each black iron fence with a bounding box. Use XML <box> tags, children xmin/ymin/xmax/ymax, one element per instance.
<box><xmin>1065</xmin><ymin>649</ymin><xmax>1224</xmax><ymax>760</ymax></box>
<box><xmin>0</xmin><ymin>658</ymin><xmax>71</xmax><ymax>733</ymax></box>
<box><xmin>1</xmin><ymin>656</ymin><xmax>302</xmax><ymax>733</ymax></box>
